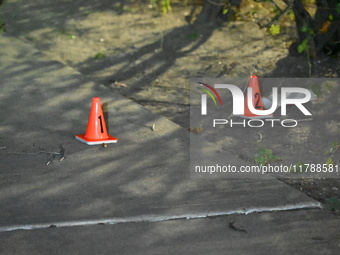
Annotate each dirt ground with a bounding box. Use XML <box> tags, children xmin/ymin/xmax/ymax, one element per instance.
<box><xmin>1</xmin><ymin>0</ymin><xmax>339</xmax><ymax>212</ymax></box>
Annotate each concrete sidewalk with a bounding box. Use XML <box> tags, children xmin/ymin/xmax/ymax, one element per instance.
<box><xmin>0</xmin><ymin>35</ymin><xmax>338</xmax><ymax>254</ymax></box>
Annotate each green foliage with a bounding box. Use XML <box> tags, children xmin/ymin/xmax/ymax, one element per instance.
<box><xmin>222</xmin><ymin>5</ymin><xmax>229</xmax><ymax>15</ymax></box>
<box><xmin>94</xmin><ymin>52</ymin><xmax>106</xmax><ymax>60</ymax></box>
<box><xmin>298</xmin><ymin>25</ymin><xmax>315</xmax><ymax>53</ymax></box>
<box><xmin>290</xmin><ymin>162</ymin><xmax>308</xmax><ymax>173</ymax></box>
<box><xmin>309</xmin><ymin>81</ymin><xmax>337</xmax><ymax>98</ymax></box>
<box><xmin>162</xmin><ymin>0</ymin><xmax>172</xmax><ymax>14</ymax></box>
<box><xmin>325</xmin><ymin>157</ymin><xmax>335</xmax><ymax>166</ymax></box>
<box><xmin>57</xmin><ymin>29</ymin><xmax>76</xmax><ymax>39</ymax></box>
<box><xmin>114</xmin><ymin>3</ymin><xmax>132</xmax><ymax>13</ymax></box>
<box><xmin>300</xmin><ymin>25</ymin><xmax>308</xmax><ymax>33</ymax></box>
<box><xmin>189</xmin><ymin>32</ymin><xmax>197</xmax><ymax>40</ymax></box>
<box><xmin>324</xmin><ymin>141</ymin><xmax>339</xmax><ymax>166</ymax></box>
<box><xmin>0</xmin><ymin>17</ymin><xmax>5</xmax><ymax>33</ymax></box>
<box><xmin>273</xmin><ymin>7</ymin><xmax>280</xmax><ymax>14</ymax></box>
<box><xmin>326</xmin><ymin>197</ymin><xmax>340</xmax><ymax>212</ymax></box>
<box><xmin>331</xmin><ymin>141</ymin><xmax>340</xmax><ymax>150</ymax></box>
<box><xmin>298</xmin><ymin>38</ymin><xmax>310</xmax><ymax>53</ymax></box>
<box><xmin>255</xmin><ymin>147</ymin><xmax>280</xmax><ymax>166</ymax></box>
<box><xmin>308</xmin><ymin>84</ymin><xmax>321</xmax><ymax>96</ymax></box>
<box><xmin>150</xmin><ymin>0</ymin><xmax>172</xmax><ymax>14</ymax></box>
<box><xmin>325</xmin><ymin>141</ymin><xmax>340</xmax><ymax>155</ymax></box>
<box><xmin>322</xmin><ymin>81</ymin><xmax>336</xmax><ymax>93</ymax></box>
<box><xmin>269</xmin><ymin>24</ymin><xmax>280</xmax><ymax>35</ymax></box>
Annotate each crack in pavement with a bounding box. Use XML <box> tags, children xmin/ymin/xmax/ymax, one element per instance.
<box><xmin>0</xmin><ymin>202</ymin><xmax>322</xmax><ymax>233</ymax></box>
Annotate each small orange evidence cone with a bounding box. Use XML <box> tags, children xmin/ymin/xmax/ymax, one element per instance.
<box><xmin>75</xmin><ymin>97</ymin><xmax>118</xmax><ymax>145</ymax></box>
<box><xmin>238</xmin><ymin>75</ymin><xmax>273</xmax><ymax>119</ymax></box>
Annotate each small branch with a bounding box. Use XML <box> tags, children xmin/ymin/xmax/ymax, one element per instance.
<box><xmin>206</xmin><ymin>0</ymin><xmax>225</xmax><ymax>7</ymax></box>
<box><xmin>59</xmin><ymin>144</ymin><xmax>66</xmax><ymax>161</ymax></box>
<box><xmin>257</xmin><ymin>3</ymin><xmax>292</xmax><ymax>28</ymax></box>
<box><xmin>5</xmin><ymin>144</ymin><xmax>66</xmax><ymax>165</ymax></box>
<box><xmin>229</xmin><ymin>221</ymin><xmax>247</xmax><ymax>233</ymax></box>
<box><xmin>330</xmin><ymin>144</ymin><xmax>340</xmax><ymax>158</ymax></box>
<box><xmin>46</xmin><ymin>155</ymin><xmax>55</xmax><ymax>166</ymax></box>
<box><xmin>256</xmin><ymin>132</ymin><xmax>263</xmax><ymax>143</ymax></box>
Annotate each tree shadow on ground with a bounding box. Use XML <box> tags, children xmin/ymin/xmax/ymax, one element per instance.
<box><xmin>77</xmin><ymin>21</ymin><xmax>215</xmax><ymax>91</ymax></box>
<box><xmin>1</xmin><ymin>0</ymin><xmax>134</xmax><ymax>35</ymax></box>
<box><xmin>266</xmin><ymin>54</ymin><xmax>340</xmax><ymax>78</ymax></box>
<box><xmin>78</xmin><ymin>21</ymin><xmax>214</xmax><ymax>84</ymax></box>
<box><xmin>1</xmin><ymin>0</ymin><xmax>220</xmax><ymax>127</ymax></box>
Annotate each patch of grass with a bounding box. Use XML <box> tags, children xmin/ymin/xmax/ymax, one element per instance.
<box><xmin>325</xmin><ymin>157</ymin><xmax>335</xmax><ymax>166</ymax></box>
<box><xmin>298</xmin><ymin>25</ymin><xmax>315</xmax><ymax>54</ymax></box>
<box><xmin>326</xmin><ymin>197</ymin><xmax>340</xmax><ymax>212</ymax></box>
<box><xmin>321</xmin><ymin>81</ymin><xmax>336</xmax><ymax>93</ymax></box>
<box><xmin>189</xmin><ymin>32</ymin><xmax>198</xmax><ymax>40</ymax></box>
<box><xmin>150</xmin><ymin>0</ymin><xmax>172</xmax><ymax>14</ymax></box>
<box><xmin>308</xmin><ymin>84</ymin><xmax>322</xmax><ymax>97</ymax></box>
<box><xmin>114</xmin><ymin>3</ymin><xmax>132</xmax><ymax>14</ymax></box>
<box><xmin>93</xmin><ymin>52</ymin><xmax>106</xmax><ymax>60</ymax></box>
<box><xmin>325</xmin><ymin>141</ymin><xmax>339</xmax><ymax>155</ymax></box>
<box><xmin>0</xmin><ymin>17</ymin><xmax>6</xmax><ymax>33</ymax></box>
<box><xmin>255</xmin><ymin>147</ymin><xmax>280</xmax><ymax>166</ymax></box>
<box><xmin>325</xmin><ymin>141</ymin><xmax>339</xmax><ymax>165</ymax></box>
<box><xmin>290</xmin><ymin>161</ymin><xmax>308</xmax><ymax>173</ymax></box>
<box><xmin>57</xmin><ymin>29</ymin><xmax>76</xmax><ymax>39</ymax></box>
<box><xmin>308</xmin><ymin>81</ymin><xmax>337</xmax><ymax>98</ymax></box>
<box><xmin>68</xmin><ymin>34</ymin><xmax>76</xmax><ymax>39</ymax></box>
<box><xmin>269</xmin><ymin>24</ymin><xmax>280</xmax><ymax>35</ymax></box>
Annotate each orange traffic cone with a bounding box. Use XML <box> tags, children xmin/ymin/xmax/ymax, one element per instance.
<box><xmin>75</xmin><ymin>97</ymin><xmax>118</xmax><ymax>145</ymax></box>
<box><xmin>238</xmin><ymin>75</ymin><xmax>273</xmax><ymax>119</ymax></box>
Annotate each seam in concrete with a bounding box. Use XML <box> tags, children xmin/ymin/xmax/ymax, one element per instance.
<box><xmin>0</xmin><ymin>202</ymin><xmax>322</xmax><ymax>233</ymax></box>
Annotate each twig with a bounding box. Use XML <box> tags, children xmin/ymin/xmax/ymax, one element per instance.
<box><xmin>257</xmin><ymin>4</ymin><xmax>292</xmax><ymax>28</ymax></box>
<box><xmin>229</xmin><ymin>221</ymin><xmax>247</xmax><ymax>233</ymax></box>
<box><xmin>59</xmin><ymin>144</ymin><xmax>66</xmax><ymax>161</ymax></box>
<box><xmin>46</xmin><ymin>155</ymin><xmax>55</xmax><ymax>166</ymax></box>
<box><xmin>5</xmin><ymin>144</ymin><xmax>66</xmax><ymax>165</ymax></box>
<box><xmin>250</xmin><ymin>64</ymin><xmax>258</xmax><ymax>76</ymax></box>
<box><xmin>330</xmin><ymin>144</ymin><xmax>340</xmax><ymax>157</ymax></box>
<box><xmin>256</xmin><ymin>132</ymin><xmax>263</xmax><ymax>143</ymax></box>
